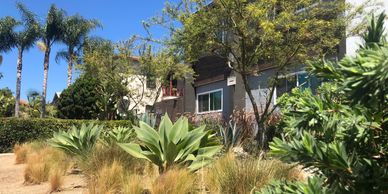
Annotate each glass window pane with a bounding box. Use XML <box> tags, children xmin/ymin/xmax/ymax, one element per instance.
<box><xmin>198</xmin><ymin>94</ymin><xmax>209</xmax><ymax>112</ymax></box>
<box><xmin>210</xmin><ymin>91</ymin><xmax>222</xmax><ymax>111</ymax></box>
<box><xmin>298</xmin><ymin>73</ymin><xmax>309</xmax><ymax>90</ymax></box>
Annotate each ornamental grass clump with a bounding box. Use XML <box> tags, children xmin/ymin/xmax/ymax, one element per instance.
<box><xmin>205</xmin><ymin>153</ymin><xmax>303</xmax><ymax>194</ymax></box>
<box><xmin>119</xmin><ymin>115</ymin><xmax>222</xmax><ymax>173</ymax></box>
<box><xmin>151</xmin><ymin>168</ymin><xmax>196</xmax><ymax>194</ymax></box>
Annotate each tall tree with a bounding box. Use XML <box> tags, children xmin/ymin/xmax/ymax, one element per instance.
<box><xmin>8</xmin><ymin>3</ymin><xmax>40</xmax><ymax>117</ymax></box>
<box><xmin>149</xmin><ymin>0</ymin><xmax>369</xmax><ymax>148</ymax></box>
<box><xmin>267</xmin><ymin>12</ymin><xmax>388</xmax><ymax>193</ymax></box>
<box><xmin>56</xmin><ymin>15</ymin><xmax>100</xmax><ymax>87</ymax></box>
<box><xmin>38</xmin><ymin>5</ymin><xmax>65</xmax><ymax>118</ymax></box>
<box><xmin>0</xmin><ymin>16</ymin><xmax>19</xmax><ymax>80</ymax></box>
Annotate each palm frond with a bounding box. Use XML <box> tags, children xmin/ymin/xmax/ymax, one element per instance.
<box><xmin>55</xmin><ymin>50</ymin><xmax>70</xmax><ymax>63</ymax></box>
<box><xmin>0</xmin><ymin>16</ymin><xmax>19</xmax><ymax>52</ymax></box>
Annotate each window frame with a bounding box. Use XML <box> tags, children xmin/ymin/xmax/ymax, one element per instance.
<box><xmin>196</xmin><ymin>89</ymin><xmax>223</xmax><ymax>114</ymax></box>
<box><xmin>273</xmin><ymin>71</ymin><xmax>307</xmax><ymax>104</ymax></box>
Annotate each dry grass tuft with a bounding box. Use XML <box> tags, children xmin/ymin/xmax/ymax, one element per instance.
<box><xmin>24</xmin><ymin>147</ymin><xmax>70</xmax><ymax>184</ymax></box>
<box><xmin>88</xmin><ymin>160</ymin><xmax>124</xmax><ymax>194</ymax></box>
<box><xmin>122</xmin><ymin>174</ymin><xmax>144</xmax><ymax>194</ymax></box>
<box><xmin>14</xmin><ymin>144</ymin><xmax>29</xmax><ymax>164</ymax></box>
<box><xmin>151</xmin><ymin>168</ymin><xmax>196</xmax><ymax>194</ymax></box>
<box><xmin>49</xmin><ymin>166</ymin><xmax>64</xmax><ymax>192</ymax></box>
<box><xmin>24</xmin><ymin>153</ymin><xmax>50</xmax><ymax>184</ymax></box>
<box><xmin>82</xmin><ymin>143</ymin><xmax>145</xmax><ymax>176</ymax></box>
<box><xmin>205</xmin><ymin>153</ymin><xmax>303</xmax><ymax>194</ymax></box>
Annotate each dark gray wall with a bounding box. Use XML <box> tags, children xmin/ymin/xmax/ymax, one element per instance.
<box><xmin>196</xmin><ymin>80</ymin><xmax>232</xmax><ymax>119</ymax></box>
<box><xmin>245</xmin><ymin>65</ymin><xmax>304</xmax><ymax>112</ymax></box>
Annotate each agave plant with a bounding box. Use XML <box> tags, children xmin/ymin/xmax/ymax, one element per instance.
<box><xmin>49</xmin><ymin>123</ymin><xmax>102</xmax><ymax>159</ymax></box>
<box><xmin>101</xmin><ymin>126</ymin><xmax>134</xmax><ymax>145</ymax></box>
<box><xmin>118</xmin><ymin>115</ymin><xmax>222</xmax><ymax>173</ymax></box>
<box><xmin>137</xmin><ymin>113</ymin><xmax>157</xmax><ymax>128</ymax></box>
<box><xmin>219</xmin><ymin>120</ymin><xmax>243</xmax><ymax>150</ymax></box>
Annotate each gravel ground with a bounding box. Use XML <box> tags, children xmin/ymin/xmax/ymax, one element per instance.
<box><xmin>0</xmin><ymin>154</ymin><xmax>87</xmax><ymax>194</ymax></box>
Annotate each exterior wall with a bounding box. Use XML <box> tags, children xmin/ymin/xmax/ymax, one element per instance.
<box><xmin>195</xmin><ymin>79</ymin><xmax>233</xmax><ymax>119</ymax></box>
<box><xmin>245</xmin><ymin>66</ymin><xmax>304</xmax><ymax>112</ymax></box>
<box><xmin>183</xmin><ymin>79</ymin><xmax>196</xmax><ymax>114</ymax></box>
<box><xmin>125</xmin><ymin>75</ymin><xmax>161</xmax><ymax>114</ymax></box>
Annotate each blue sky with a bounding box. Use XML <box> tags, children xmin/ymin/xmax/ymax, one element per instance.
<box><xmin>0</xmin><ymin>0</ymin><xmax>169</xmax><ymax>101</ymax></box>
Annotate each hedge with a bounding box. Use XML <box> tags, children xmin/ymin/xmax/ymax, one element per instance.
<box><xmin>0</xmin><ymin>118</ymin><xmax>132</xmax><ymax>153</ymax></box>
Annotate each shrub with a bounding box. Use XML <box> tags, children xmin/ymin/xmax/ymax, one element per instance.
<box><xmin>0</xmin><ymin>118</ymin><xmax>132</xmax><ymax>152</ymax></box>
<box><xmin>122</xmin><ymin>175</ymin><xmax>144</xmax><ymax>194</ymax></box>
<box><xmin>24</xmin><ymin>147</ymin><xmax>70</xmax><ymax>184</ymax></box>
<box><xmin>49</xmin><ymin>124</ymin><xmax>103</xmax><ymax>160</ymax></box>
<box><xmin>88</xmin><ymin>160</ymin><xmax>124</xmax><ymax>194</ymax></box>
<box><xmin>258</xmin><ymin>176</ymin><xmax>328</xmax><ymax>194</ymax></box>
<box><xmin>14</xmin><ymin>143</ymin><xmax>29</xmax><ymax>164</ymax></box>
<box><xmin>205</xmin><ymin>153</ymin><xmax>303</xmax><ymax>194</ymax></box>
<box><xmin>56</xmin><ymin>73</ymin><xmax>101</xmax><ymax>119</ymax></box>
<box><xmin>101</xmin><ymin>126</ymin><xmax>134</xmax><ymax>146</ymax></box>
<box><xmin>151</xmin><ymin>168</ymin><xmax>196</xmax><ymax>194</ymax></box>
<box><xmin>119</xmin><ymin>115</ymin><xmax>222</xmax><ymax>173</ymax></box>
<box><xmin>270</xmin><ymin>13</ymin><xmax>388</xmax><ymax>193</ymax></box>
<box><xmin>49</xmin><ymin>166</ymin><xmax>64</xmax><ymax>192</ymax></box>
<box><xmin>24</xmin><ymin>153</ymin><xmax>50</xmax><ymax>184</ymax></box>
<box><xmin>81</xmin><ymin>143</ymin><xmax>145</xmax><ymax>176</ymax></box>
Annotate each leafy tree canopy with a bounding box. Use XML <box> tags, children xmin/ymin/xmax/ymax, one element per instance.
<box><xmin>56</xmin><ymin>73</ymin><xmax>100</xmax><ymax>119</ymax></box>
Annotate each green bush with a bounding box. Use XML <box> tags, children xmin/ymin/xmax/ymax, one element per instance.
<box><xmin>0</xmin><ymin>118</ymin><xmax>132</xmax><ymax>153</ymax></box>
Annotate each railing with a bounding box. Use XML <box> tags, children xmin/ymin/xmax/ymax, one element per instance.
<box><xmin>161</xmin><ymin>86</ymin><xmax>184</xmax><ymax>98</ymax></box>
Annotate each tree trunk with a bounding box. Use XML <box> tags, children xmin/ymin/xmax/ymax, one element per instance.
<box><xmin>67</xmin><ymin>50</ymin><xmax>73</xmax><ymax>87</ymax></box>
<box><xmin>241</xmin><ymin>74</ymin><xmax>265</xmax><ymax>149</ymax></box>
<box><xmin>15</xmin><ymin>48</ymin><xmax>23</xmax><ymax>118</ymax></box>
<box><xmin>41</xmin><ymin>46</ymin><xmax>51</xmax><ymax>118</ymax></box>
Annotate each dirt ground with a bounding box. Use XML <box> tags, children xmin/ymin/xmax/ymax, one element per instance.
<box><xmin>0</xmin><ymin>153</ymin><xmax>87</xmax><ymax>194</ymax></box>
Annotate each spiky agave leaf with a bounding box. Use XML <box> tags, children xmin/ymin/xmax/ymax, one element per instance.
<box><xmin>118</xmin><ymin>114</ymin><xmax>222</xmax><ymax>173</ymax></box>
<box><xmin>49</xmin><ymin>123</ymin><xmax>102</xmax><ymax>160</ymax></box>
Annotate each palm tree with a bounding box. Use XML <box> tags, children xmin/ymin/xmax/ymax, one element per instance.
<box><xmin>56</xmin><ymin>15</ymin><xmax>100</xmax><ymax>87</ymax></box>
<box><xmin>0</xmin><ymin>16</ymin><xmax>19</xmax><ymax>79</ymax></box>
<box><xmin>38</xmin><ymin>5</ymin><xmax>65</xmax><ymax>118</ymax></box>
<box><xmin>6</xmin><ymin>3</ymin><xmax>39</xmax><ymax>117</ymax></box>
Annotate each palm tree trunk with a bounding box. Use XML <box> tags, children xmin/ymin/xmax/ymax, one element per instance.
<box><xmin>67</xmin><ymin>50</ymin><xmax>73</xmax><ymax>87</ymax></box>
<box><xmin>41</xmin><ymin>46</ymin><xmax>50</xmax><ymax>118</ymax></box>
<box><xmin>15</xmin><ymin>48</ymin><xmax>23</xmax><ymax>118</ymax></box>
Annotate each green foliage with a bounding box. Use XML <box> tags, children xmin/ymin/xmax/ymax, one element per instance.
<box><xmin>259</xmin><ymin>177</ymin><xmax>328</xmax><ymax>194</ymax></box>
<box><xmin>137</xmin><ymin>113</ymin><xmax>157</xmax><ymax>128</ymax></box>
<box><xmin>206</xmin><ymin>154</ymin><xmax>302</xmax><ymax>194</ymax></box>
<box><xmin>270</xmin><ymin>13</ymin><xmax>388</xmax><ymax>193</ymax></box>
<box><xmin>0</xmin><ymin>118</ymin><xmax>132</xmax><ymax>153</ymax></box>
<box><xmin>118</xmin><ymin>114</ymin><xmax>222</xmax><ymax>173</ymax></box>
<box><xmin>49</xmin><ymin>123</ymin><xmax>102</xmax><ymax>160</ymax></box>
<box><xmin>362</xmin><ymin>12</ymin><xmax>386</xmax><ymax>48</ymax></box>
<box><xmin>101</xmin><ymin>126</ymin><xmax>135</xmax><ymax>146</ymax></box>
<box><xmin>56</xmin><ymin>73</ymin><xmax>101</xmax><ymax>119</ymax></box>
<box><xmin>0</xmin><ymin>88</ymin><xmax>15</xmax><ymax>117</ymax></box>
<box><xmin>149</xmin><ymin>0</ymin><xmax>367</xmax><ymax>148</ymax></box>
<box><xmin>219</xmin><ymin>120</ymin><xmax>242</xmax><ymax>150</ymax></box>
<box><xmin>81</xmin><ymin>38</ymin><xmax>133</xmax><ymax>120</ymax></box>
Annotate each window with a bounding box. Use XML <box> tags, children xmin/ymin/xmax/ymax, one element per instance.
<box><xmin>146</xmin><ymin>74</ymin><xmax>156</xmax><ymax>89</ymax></box>
<box><xmin>274</xmin><ymin>71</ymin><xmax>321</xmax><ymax>103</ymax></box>
<box><xmin>197</xmin><ymin>89</ymin><xmax>223</xmax><ymax>113</ymax></box>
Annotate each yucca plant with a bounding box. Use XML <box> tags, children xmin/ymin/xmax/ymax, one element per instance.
<box><xmin>49</xmin><ymin>123</ymin><xmax>102</xmax><ymax>160</ymax></box>
<box><xmin>101</xmin><ymin>126</ymin><xmax>134</xmax><ymax>145</ymax></box>
<box><xmin>219</xmin><ymin>120</ymin><xmax>242</xmax><ymax>150</ymax></box>
<box><xmin>138</xmin><ymin>113</ymin><xmax>157</xmax><ymax>128</ymax></box>
<box><xmin>118</xmin><ymin>115</ymin><xmax>222</xmax><ymax>173</ymax></box>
